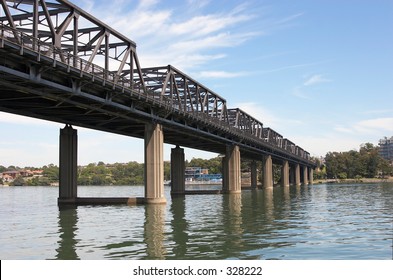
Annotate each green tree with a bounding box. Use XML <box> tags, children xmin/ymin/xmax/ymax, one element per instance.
<box><xmin>11</xmin><ymin>176</ymin><xmax>25</xmax><ymax>186</ymax></box>
<box><xmin>164</xmin><ymin>161</ymin><xmax>171</xmax><ymax>181</ymax></box>
<box><xmin>325</xmin><ymin>152</ymin><xmax>342</xmax><ymax>179</ymax></box>
<box><xmin>325</xmin><ymin>143</ymin><xmax>389</xmax><ymax>179</ymax></box>
<box><xmin>43</xmin><ymin>164</ymin><xmax>59</xmax><ymax>182</ymax></box>
<box><xmin>379</xmin><ymin>159</ymin><xmax>393</xmax><ymax>177</ymax></box>
<box><xmin>187</xmin><ymin>156</ymin><xmax>222</xmax><ymax>174</ymax></box>
<box><xmin>359</xmin><ymin>143</ymin><xmax>380</xmax><ymax>178</ymax></box>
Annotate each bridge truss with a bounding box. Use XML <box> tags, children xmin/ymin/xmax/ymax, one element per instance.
<box><xmin>0</xmin><ymin>0</ymin><xmax>314</xmax><ymax>166</ymax></box>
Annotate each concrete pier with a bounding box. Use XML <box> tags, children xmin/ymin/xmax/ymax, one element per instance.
<box><xmin>309</xmin><ymin>168</ymin><xmax>314</xmax><ymax>185</ymax></box>
<box><xmin>144</xmin><ymin>123</ymin><xmax>166</xmax><ymax>204</ymax></box>
<box><xmin>289</xmin><ymin>164</ymin><xmax>295</xmax><ymax>186</ymax></box>
<box><xmin>58</xmin><ymin>125</ymin><xmax>78</xmax><ymax>204</ymax></box>
<box><xmin>171</xmin><ymin>145</ymin><xmax>185</xmax><ymax>195</ymax></box>
<box><xmin>222</xmin><ymin>145</ymin><xmax>241</xmax><ymax>193</ymax></box>
<box><xmin>281</xmin><ymin>160</ymin><xmax>290</xmax><ymax>187</ymax></box>
<box><xmin>295</xmin><ymin>163</ymin><xmax>301</xmax><ymax>186</ymax></box>
<box><xmin>263</xmin><ymin>155</ymin><xmax>273</xmax><ymax>188</ymax></box>
<box><xmin>303</xmin><ymin>166</ymin><xmax>309</xmax><ymax>185</ymax></box>
<box><xmin>250</xmin><ymin>161</ymin><xmax>258</xmax><ymax>189</ymax></box>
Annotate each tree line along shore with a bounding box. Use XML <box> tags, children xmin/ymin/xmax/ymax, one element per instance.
<box><xmin>1</xmin><ymin>143</ymin><xmax>392</xmax><ymax>186</ymax></box>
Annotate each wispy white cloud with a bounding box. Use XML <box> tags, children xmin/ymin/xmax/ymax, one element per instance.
<box><xmin>292</xmin><ymin>134</ymin><xmax>364</xmax><ymax>156</ymax></box>
<box><xmin>170</xmin><ymin>32</ymin><xmax>258</xmax><ymax>53</ymax></box>
<box><xmin>274</xmin><ymin>12</ymin><xmax>304</xmax><ymax>25</ymax></box>
<box><xmin>187</xmin><ymin>0</ymin><xmax>211</xmax><ymax>10</ymax></box>
<box><xmin>333</xmin><ymin>117</ymin><xmax>393</xmax><ymax>135</ymax></box>
<box><xmin>259</xmin><ymin>62</ymin><xmax>322</xmax><ymax>75</ymax></box>
<box><xmin>292</xmin><ymin>86</ymin><xmax>309</xmax><ymax>99</ymax></box>
<box><xmin>197</xmin><ymin>71</ymin><xmax>247</xmax><ymax>79</ymax></box>
<box><xmin>303</xmin><ymin>74</ymin><xmax>331</xmax><ymax>86</ymax></box>
<box><xmin>234</xmin><ymin>102</ymin><xmax>304</xmax><ymax>129</ymax></box>
<box><xmin>355</xmin><ymin>118</ymin><xmax>393</xmax><ymax>134</ymax></box>
<box><xmin>169</xmin><ymin>13</ymin><xmax>253</xmax><ymax>37</ymax></box>
<box><xmin>90</xmin><ymin>1</ymin><xmax>259</xmax><ymax>71</ymax></box>
<box><xmin>334</xmin><ymin>125</ymin><xmax>354</xmax><ymax>134</ymax></box>
<box><xmin>79</xmin><ymin>0</ymin><xmax>305</xmax><ymax>73</ymax></box>
<box><xmin>291</xmin><ymin>73</ymin><xmax>331</xmax><ymax>99</ymax></box>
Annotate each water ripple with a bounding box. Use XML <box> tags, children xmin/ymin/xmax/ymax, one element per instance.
<box><xmin>0</xmin><ymin>184</ymin><xmax>392</xmax><ymax>259</ymax></box>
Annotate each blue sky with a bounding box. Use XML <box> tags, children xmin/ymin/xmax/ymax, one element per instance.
<box><xmin>1</xmin><ymin>0</ymin><xmax>392</xmax><ymax>167</ymax></box>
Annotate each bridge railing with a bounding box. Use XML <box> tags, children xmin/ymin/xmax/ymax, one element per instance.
<box><xmin>0</xmin><ymin>23</ymin><xmax>146</xmax><ymax>93</ymax></box>
<box><xmin>0</xmin><ymin>23</ymin><xmax>314</xmax><ymax>165</ymax></box>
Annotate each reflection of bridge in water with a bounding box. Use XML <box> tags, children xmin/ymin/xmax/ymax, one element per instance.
<box><xmin>0</xmin><ymin>0</ymin><xmax>316</xmax><ymax>205</ymax></box>
<box><xmin>55</xmin><ymin>186</ymin><xmax>308</xmax><ymax>259</ymax></box>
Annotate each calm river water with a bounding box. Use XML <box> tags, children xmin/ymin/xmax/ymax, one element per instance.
<box><xmin>0</xmin><ymin>183</ymin><xmax>392</xmax><ymax>260</ymax></box>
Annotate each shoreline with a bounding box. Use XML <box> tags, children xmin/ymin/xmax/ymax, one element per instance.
<box><xmin>2</xmin><ymin>177</ymin><xmax>393</xmax><ymax>187</ymax></box>
<box><xmin>313</xmin><ymin>177</ymin><xmax>393</xmax><ymax>184</ymax></box>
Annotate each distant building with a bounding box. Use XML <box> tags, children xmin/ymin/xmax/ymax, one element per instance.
<box><xmin>185</xmin><ymin>167</ymin><xmax>221</xmax><ymax>182</ymax></box>
<box><xmin>1</xmin><ymin>171</ymin><xmax>20</xmax><ymax>180</ymax></box>
<box><xmin>0</xmin><ymin>169</ymin><xmax>45</xmax><ymax>184</ymax></box>
<box><xmin>379</xmin><ymin>136</ymin><xmax>393</xmax><ymax>162</ymax></box>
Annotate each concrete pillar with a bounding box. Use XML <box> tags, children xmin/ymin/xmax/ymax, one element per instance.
<box><xmin>295</xmin><ymin>163</ymin><xmax>301</xmax><ymax>186</ymax></box>
<box><xmin>263</xmin><ymin>155</ymin><xmax>273</xmax><ymax>188</ymax></box>
<box><xmin>171</xmin><ymin>145</ymin><xmax>185</xmax><ymax>195</ymax></box>
<box><xmin>309</xmin><ymin>168</ymin><xmax>314</xmax><ymax>185</ymax></box>
<box><xmin>222</xmin><ymin>145</ymin><xmax>241</xmax><ymax>193</ymax></box>
<box><xmin>222</xmin><ymin>156</ymin><xmax>227</xmax><ymax>192</ymax></box>
<box><xmin>303</xmin><ymin>166</ymin><xmax>309</xmax><ymax>185</ymax></box>
<box><xmin>289</xmin><ymin>165</ymin><xmax>295</xmax><ymax>186</ymax></box>
<box><xmin>281</xmin><ymin>160</ymin><xmax>290</xmax><ymax>187</ymax></box>
<box><xmin>144</xmin><ymin>123</ymin><xmax>166</xmax><ymax>204</ymax></box>
<box><xmin>250</xmin><ymin>160</ymin><xmax>257</xmax><ymax>189</ymax></box>
<box><xmin>59</xmin><ymin>125</ymin><xmax>77</xmax><ymax>202</ymax></box>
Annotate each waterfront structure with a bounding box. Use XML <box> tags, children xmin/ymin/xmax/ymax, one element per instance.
<box><xmin>185</xmin><ymin>167</ymin><xmax>221</xmax><ymax>182</ymax></box>
<box><xmin>379</xmin><ymin>136</ymin><xmax>393</xmax><ymax>163</ymax></box>
<box><xmin>0</xmin><ymin>0</ymin><xmax>315</xmax><ymax>205</ymax></box>
<box><xmin>0</xmin><ymin>169</ymin><xmax>44</xmax><ymax>184</ymax></box>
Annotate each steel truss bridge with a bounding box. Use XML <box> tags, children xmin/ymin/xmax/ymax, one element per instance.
<box><xmin>0</xmin><ymin>0</ymin><xmax>315</xmax><ymax>168</ymax></box>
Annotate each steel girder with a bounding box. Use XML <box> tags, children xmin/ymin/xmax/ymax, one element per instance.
<box><xmin>0</xmin><ymin>0</ymin><xmax>145</xmax><ymax>89</ymax></box>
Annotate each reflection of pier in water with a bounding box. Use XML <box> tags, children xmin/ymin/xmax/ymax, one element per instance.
<box><xmin>54</xmin><ymin>186</ymin><xmax>315</xmax><ymax>259</ymax></box>
<box><xmin>55</xmin><ymin>207</ymin><xmax>79</xmax><ymax>260</ymax></box>
<box><xmin>55</xmin><ymin>204</ymin><xmax>167</xmax><ymax>260</ymax></box>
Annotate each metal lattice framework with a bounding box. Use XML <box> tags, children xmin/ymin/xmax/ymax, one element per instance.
<box><xmin>138</xmin><ymin>65</ymin><xmax>228</xmax><ymax>120</ymax></box>
<box><xmin>0</xmin><ymin>0</ymin><xmax>314</xmax><ymax>165</ymax></box>
<box><xmin>0</xmin><ymin>0</ymin><xmax>145</xmax><ymax>90</ymax></box>
<box><xmin>227</xmin><ymin>108</ymin><xmax>263</xmax><ymax>139</ymax></box>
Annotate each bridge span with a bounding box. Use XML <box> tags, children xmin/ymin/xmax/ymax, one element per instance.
<box><xmin>0</xmin><ymin>0</ymin><xmax>316</xmax><ymax>205</ymax></box>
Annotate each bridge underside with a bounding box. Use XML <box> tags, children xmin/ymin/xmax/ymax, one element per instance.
<box><xmin>0</xmin><ymin>47</ymin><xmax>228</xmax><ymax>154</ymax></box>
